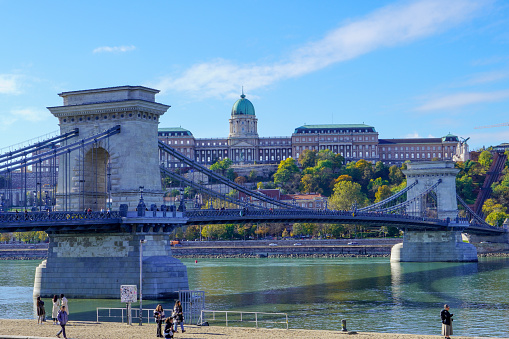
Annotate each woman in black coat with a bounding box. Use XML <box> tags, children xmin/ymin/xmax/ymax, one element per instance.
<box><xmin>440</xmin><ymin>304</ymin><xmax>453</xmax><ymax>339</ymax></box>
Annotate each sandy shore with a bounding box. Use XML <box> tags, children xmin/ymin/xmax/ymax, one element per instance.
<box><xmin>0</xmin><ymin>319</ymin><xmax>505</xmax><ymax>339</ymax></box>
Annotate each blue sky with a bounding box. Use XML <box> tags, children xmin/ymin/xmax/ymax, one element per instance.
<box><xmin>1</xmin><ymin>0</ymin><xmax>509</xmax><ymax>151</ymax></box>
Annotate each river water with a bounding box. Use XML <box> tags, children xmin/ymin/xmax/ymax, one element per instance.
<box><xmin>1</xmin><ymin>257</ymin><xmax>508</xmax><ymax>337</ymax></box>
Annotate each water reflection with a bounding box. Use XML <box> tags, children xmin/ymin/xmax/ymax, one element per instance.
<box><xmin>1</xmin><ymin>257</ymin><xmax>509</xmax><ymax>337</ymax></box>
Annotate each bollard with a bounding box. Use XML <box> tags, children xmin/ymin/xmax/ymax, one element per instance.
<box><xmin>341</xmin><ymin>319</ymin><xmax>348</xmax><ymax>332</ymax></box>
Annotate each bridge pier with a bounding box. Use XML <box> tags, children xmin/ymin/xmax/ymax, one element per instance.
<box><xmin>390</xmin><ymin>230</ymin><xmax>478</xmax><ymax>262</ymax></box>
<box><xmin>33</xmin><ymin>232</ymin><xmax>188</xmax><ymax>299</ymax></box>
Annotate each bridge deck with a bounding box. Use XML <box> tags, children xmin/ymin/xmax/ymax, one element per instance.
<box><xmin>0</xmin><ymin>209</ymin><xmax>505</xmax><ymax>235</ymax></box>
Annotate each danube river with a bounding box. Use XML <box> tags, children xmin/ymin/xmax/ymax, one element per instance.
<box><xmin>1</xmin><ymin>257</ymin><xmax>508</xmax><ymax>337</ymax></box>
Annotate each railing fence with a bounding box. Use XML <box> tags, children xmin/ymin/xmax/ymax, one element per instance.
<box><xmin>198</xmin><ymin>310</ymin><xmax>288</xmax><ymax>329</ymax></box>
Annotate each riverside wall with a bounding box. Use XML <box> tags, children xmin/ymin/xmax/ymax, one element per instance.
<box><xmin>2</xmin><ymin>239</ymin><xmax>508</xmax><ymax>259</ymax></box>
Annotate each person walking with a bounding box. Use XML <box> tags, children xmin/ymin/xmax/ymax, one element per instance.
<box><xmin>51</xmin><ymin>295</ymin><xmax>60</xmax><ymax>325</ymax></box>
<box><xmin>60</xmin><ymin>294</ymin><xmax>69</xmax><ymax>315</ymax></box>
<box><xmin>172</xmin><ymin>300</ymin><xmax>185</xmax><ymax>333</ymax></box>
<box><xmin>36</xmin><ymin>296</ymin><xmax>45</xmax><ymax>324</ymax></box>
<box><xmin>56</xmin><ymin>305</ymin><xmax>68</xmax><ymax>339</ymax></box>
<box><xmin>153</xmin><ymin>304</ymin><xmax>165</xmax><ymax>338</ymax></box>
<box><xmin>441</xmin><ymin>304</ymin><xmax>454</xmax><ymax>339</ymax></box>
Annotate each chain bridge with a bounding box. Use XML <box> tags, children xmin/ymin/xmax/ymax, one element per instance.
<box><xmin>0</xmin><ymin>86</ymin><xmax>507</xmax><ymax>299</ymax></box>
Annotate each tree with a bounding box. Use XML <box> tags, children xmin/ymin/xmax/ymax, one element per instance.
<box><xmin>13</xmin><ymin>231</ymin><xmax>46</xmax><ymax>243</ymax></box>
<box><xmin>456</xmin><ymin>175</ymin><xmax>476</xmax><ymax>204</ymax></box>
<box><xmin>478</xmin><ymin>151</ymin><xmax>493</xmax><ymax>170</ymax></box>
<box><xmin>374</xmin><ymin>161</ymin><xmax>389</xmax><ymax>182</ymax></box>
<box><xmin>316</xmin><ymin>150</ymin><xmax>344</xmax><ymax>173</ymax></box>
<box><xmin>0</xmin><ymin>232</ymin><xmax>12</xmax><ymax>243</ymax></box>
<box><xmin>482</xmin><ymin>199</ymin><xmax>506</xmax><ymax>216</ymax></box>
<box><xmin>388</xmin><ymin>165</ymin><xmax>404</xmax><ymax>186</ymax></box>
<box><xmin>236</xmin><ymin>223</ymin><xmax>254</xmax><ymax>240</ymax></box>
<box><xmin>375</xmin><ymin>185</ymin><xmax>392</xmax><ymax>203</ymax></box>
<box><xmin>234</xmin><ymin>176</ymin><xmax>247</xmax><ymax>185</ymax></box>
<box><xmin>301</xmin><ymin>173</ymin><xmax>320</xmax><ymax>194</ymax></box>
<box><xmin>255</xmin><ymin>224</ymin><xmax>270</xmax><ymax>238</ymax></box>
<box><xmin>334</xmin><ymin>175</ymin><xmax>352</xmax><ymax>183</ymax></box>
<box><xmin>328</xmin><ymin>181</ymin><xmax>368</xmax><ymax>210</ymax></box>
<box><xmin>226</xmin><ymin>168</ymin><xmax>236</xmax><ymax>181</ymax></box>
<box><xmin>486</xmin><ymin>211</ymin><xmax>508</xmax><ymax>227</ymax></box>
<box><xmin>368</xmin><ymin>177</ymin><xmax>389</xmax><ymax>195</ymax></box>
<box><xmin>281</xmin><ymin>228</ymin><xmax>290</xmax><ymax>238</ymax></box>
<box><xmin>274</xmin><ymin>158</ymin><xmax>300</xmax><ymax>185</ymax></box>
<box><xmin>184</xmin><ymin>225</ymin><xmax>201</xmax><ymax>240</ymax></box>
<box><xmin>298</xmin><ymin>150</ymin><xmax>317</xmax><ymax>169</ymax></box>
<box><xmin>274</xmin><ymin>158</ymin><xmax>301</xmax><ymax>193</ymax></box>
<box><xmin>248</xmin><ymin>170</ymin><xmax>258</xmax><ymax>182</ymax></box>
<box><xmin>292</xmin><ymin>223</ymin><xmax>316</xmax><ymax>237</ymax></box>
<box><xmin>210</xmin><ymin>158</ymin><xmax>233</xmax><ymax>175</ymax></box>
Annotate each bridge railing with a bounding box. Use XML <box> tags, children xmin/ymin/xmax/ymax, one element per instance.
<box><xmin>183</xmin><ymin>208</ymin><xmax>454</xmax><ymax>224</ymax></box>
<box><xmin>0</xmin><ymin>211</ymin><xmax>121</xmax><ymax>223</ymax></box>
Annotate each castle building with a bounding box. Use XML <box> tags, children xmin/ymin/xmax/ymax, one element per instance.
<box><xmin>158</xmin><ymin>93</ymin><xmax>469</xmax><ymax>168</ymax></box>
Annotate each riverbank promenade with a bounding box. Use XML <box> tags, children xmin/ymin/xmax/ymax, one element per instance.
<box><xmin>0</xmin><ymin>320</ymin><xmax>506</xmax><ymax>339</ymax></box>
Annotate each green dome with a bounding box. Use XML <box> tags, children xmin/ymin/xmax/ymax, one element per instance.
<box><xmin>231</xmin><ymin>94</ymin><xmax>255</xmax><ymax>116</ymax></box>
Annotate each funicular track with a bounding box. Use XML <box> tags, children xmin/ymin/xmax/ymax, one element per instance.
<box><xmin>473</xmin><ymin>151</ymin><xmax>507</xmax><ymax>216</ymax></box>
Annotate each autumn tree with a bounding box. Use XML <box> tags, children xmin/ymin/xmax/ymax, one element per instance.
<box><xmin>274</xmin><ymin>158</ymin><xmax>301</xmax><ymax>193</ymax></box>
<box><xmin>375</xmin><ymin>185</ymin><xmax>392</xmax><ymax>203</ymax></box>
<box><xmin>478</xmin><ymin>150</ymin><xmax>493</xmax><ymax>170</ymax></box>
<box><xmin>234</xmin><ymin>176</ymin><xmax>247</xmax><ymax>185</ymax></box>
<box><xmin>298</xmin><ymin>150</ymin><xmax>317</xmax><ymax>169</ymax></box>
<box><xmin>328</xmin><ymin>181</ymin><xmax>368</xmax><ymax>210</ymax></box>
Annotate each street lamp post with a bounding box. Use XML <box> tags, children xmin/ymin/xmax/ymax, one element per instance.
<box><xmin>139</xmin><ymin>239</ymin><xmax>147</xmax><ymax>326</ymax></box>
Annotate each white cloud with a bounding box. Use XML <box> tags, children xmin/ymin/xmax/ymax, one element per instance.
<box><xmin>0</xmin><ymin>74</ymin><xmax>22</xmax><ymax>94</ymax></box>
<box><xmin>416</xmin><ymin>89</ymin><xmax>509</xmax><ymax>111</ymax></box>
<box><xmin>11</xmin><ymin>108</ymin><xmax>48</xmax><ymax>122</ymax></box>
<box><xmin>455</xmin><ymin>70</ymin><xmax>509</xmax><ymax>87</ymax></box>
<box><xmin>152</xmin><ymin>0</ymin><xmax>485</xmax><ymax>98</ymax></box>
<box><xmin>93</xmin><ymin>45</ymin><xmax>136</xmax><ymax>53</ymax></box>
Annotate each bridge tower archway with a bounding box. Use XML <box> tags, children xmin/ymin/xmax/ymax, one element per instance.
<box><xmin>83</xmin><ymin>146</ymin><xmax>110</xmax><ymax>211</ymax></box>
<box><xmin>48</xmin><ymin>86</ymin><xmax>170</xmax><ymax>211</ymax></box>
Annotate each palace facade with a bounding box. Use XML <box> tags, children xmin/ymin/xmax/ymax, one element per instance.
<box><xmin>159</xmin><ymin>93</ymin><xmax>469</xmax><ymax>168</ymax></box>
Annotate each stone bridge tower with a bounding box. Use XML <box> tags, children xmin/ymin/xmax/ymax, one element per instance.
<box><xmin>403</xmin><ymin>161</ymin><xmax>459</xmax><ymax>220</ymax></box>
<box><xmin>35</xmin><ymin>86</ymin><xmax>189</xmax><ymax>300</ymax></box>
<box><xmin>47</xmin><ymin>86</ymin><xmax>169</xmax><ymax>211</ymax></box>
<box><xmin>391</xmin><ymin>161</ymin><xmax>477</xmax><ymax>262</ymax></box>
